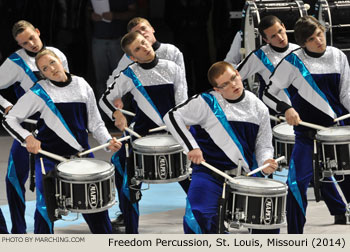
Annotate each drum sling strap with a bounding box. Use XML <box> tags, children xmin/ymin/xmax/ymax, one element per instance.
<box><xmin>9</xmin><ymin>53</ymin><xmax>39</xmax><ymax>193</ymax></box>
<box><xmin>200</xmin><ymin>93</ymin><xmax>252</xmax><ymax>173</ymax></box>
<box><xmin>123</xmin><ymin>67</ymin><xmax>164</xmax><ymax>126</ymax></box>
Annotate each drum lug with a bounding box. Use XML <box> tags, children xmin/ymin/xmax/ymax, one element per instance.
<box><xmin>346</xmin><ymin>208</ymin><xmax>350</xmax><ymax>225</ymax></box>
<box><xmin>229</xmin><ymin>221</ymin><xmax>243</xmax><ymax>229</ymax></box>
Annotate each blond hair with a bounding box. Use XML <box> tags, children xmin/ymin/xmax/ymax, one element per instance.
<box><xmin>12</xmin><ymin>20</ymin><xmax>36</xmax><ymax>39</ymax></box>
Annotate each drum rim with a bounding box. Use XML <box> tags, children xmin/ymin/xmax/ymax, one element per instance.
<box><xmin>132</xmin><ymin>134</ymin><xmax>183</xmax><ymax>152</ymax></box>
<box><xmin>316</xmin><ymin>126</ymin><xmax>350</xmax><ymax>141</ymax></box>
<box><xmin>56</xmin><ymin>158</ymin><xmax>115</xmax><ymax>180</ymax></box>
<box><xmin>272</xmin><ymin>123</ymin><xmax>295</xmax><ymax>141</ymax></box>
<box><xmin>228</xmin><ymin>177</ymin><xmax>288</xmax><ymax>194</ymax></box>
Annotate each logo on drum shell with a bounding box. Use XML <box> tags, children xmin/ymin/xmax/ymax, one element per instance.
<box><xmin>264</xmin><ymin>198</ymin><xmax>273</xmax><ymax>224</ymax></box>
<box><xmin>88</xmin><ymin>183</ymin><xmax>98</xmax><ymax>208</ymax></box>
<box><xmin>157</xmin><ymin>156</ymin><xmax>168</xmax><ymax>180</ymax></box>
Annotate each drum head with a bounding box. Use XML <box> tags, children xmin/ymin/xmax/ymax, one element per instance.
<box><xmin>273</xmin><ymin>123</ymin><xmax>295</xmax><ymax>141</ymax></box>
<box><xmin>56</xmin><ymin>158</ymin><xmax>114</xmax><ymax>180</ymax></box>
<box><xmin>316</xmin><ymin>126</ymin><xmax>350</xmax><ymax>142</ymax></box>
<box><xmin>132</xmin><ymin>134</ymin><xmax>182</xmax><ymax>153</ymax></box>
<box><xmin>228</xmin><ymin>177</ymin><xmax>287</xmax><ymax>195</ymax></box>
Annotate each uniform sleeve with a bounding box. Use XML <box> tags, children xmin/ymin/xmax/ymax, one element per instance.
<box><xmin>0</xmin><ymin>58</ymin><xmax>25</xmax><ymax>111</ymax></box>
<box><xmin>254</xmin><ymin>102</ymin><xmax>274</xmax><ymax>167</ymax></box>
<box><xmin>84</xmin><ymin>80</ymin><xmax>112</xmax><ymax>145</ymax></box>
<box><xmin>224</xmin><ymin>32</ymin><xmax>242</xmax><ymax>67</ymax></box>
<box><xmin>339</xmin><ymin>52</ymin><xmax>350</xmax><ymax>113</ymax></box>
<box><xmin>99</xmin><ymin>71</ymin><xmax>134</xmax><ymax>120</ymax></box>
<box><xmin>173</xmin><ymin>64</ymin><xmax>188</xmax><ymax>105</ymax></box>
<box><xmin>107</xmin><ymin>54</ymin><xmax>133</xmax><ymax>84</ymax></box>
<box><xmin>57</xmin><ymin>49</ymin><xmax>69</xmax><ymax>73</ymax></box>
<box><xmin>2</xmin><ymin>91</ymin><xmax>42</xmax><ymax>143</ymax></box>
<box><xmin>262</xmin><ymin>59</ymin><xmax>295</xmax><ymax>113</ymax></box>
<box><xmin>236</xmin><ymin>50</ymin><xmax>264</xmax><ymax>81</ymax></box>
<box><xmin>164</xmin><ymin>95</ymin><xmax>207</xmax><ymax>153</ymax></box>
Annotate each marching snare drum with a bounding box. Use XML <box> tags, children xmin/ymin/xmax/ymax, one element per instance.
<box><xmin>272</xmin><ymin>122</ymin><xmax>295</xmax><ymax>170</ymax></box>
<box><xmin>226</xmin><ymin>177</ymin><xmax>288</xmax><ymax>229</ymax></box>
<box><xmin>132</xmin><ymin>134</ymin><xmax>190</xmax><ymax>183</ymax></box>
<box><xmin>56</xmin><ymin>158</ymin><xmax>115</xmax><ymax>214</ymax></box>
<box><xmin>316</xmin><ymin>126</ymin><xmax>350</xmax><ymax>175</ymax></box>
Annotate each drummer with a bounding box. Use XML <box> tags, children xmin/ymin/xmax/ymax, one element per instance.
<box><xmin>263</xmin><ymin>16</ymin><xmax>350</xmax><ymax>233</ymax></box>
<box><xmin>2</xmin><ymin>49</ymin><xmax>122</xmax><ymax>234</ymax></box>
<box><xmin>164</xmin><ymin>61</ymin><xmax>279</xmax><ymax>234</ymax></box>
<box><xmin>234</xmin><ymin>15</ymin><xmax>299</xmax><ymax>110</ymax></box>
<box><xmin>98</xmin><ymin>31</ymin><xmax>189</xmax><ymax>234</ymax></box>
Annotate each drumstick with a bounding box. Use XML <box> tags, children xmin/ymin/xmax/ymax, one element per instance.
<box><xmin>21</xmin><ymin>143</ymin><xmax>68</xmax><ymax>162</ymax></box>
<box><xmin>78</xmin><ymin>135</ymin><xmax>131</xmax><ymax>157</ymax></box>
<box><xmin>246</xmin><ymin>156</ymin><xmax>285</xmax><ymax>177</ymax></box>
<box><xmin>40</xmin><ymin>157</ymin><xmax>46</xmax><ymax>175</ymax></box>
<box><xmin>149</xmin><ymin>125</ymin><xmax>167</xmax><ymax>133</ymax></box>
<box><xmin>270</xmin><ymin>115</ymin><xmax>281</xmax><ymax>122</ymax></box>
<box><xmin>334</xmin><ymin>114</ymin><xmax>350</xmax><ymax>122</ymax></box>
<box><xmin>117</xmin><ymin>108</ymin><xmax>135</xmax><ymax>117</ymax></box>
<box><xmin>201</xmin><ymin>161</ymin><xmax>235</xmax><ymax>182</ymax></box>
<box><xmin>279</xmin><ymin>116</ymin><xmax>327</xmax><ymax>131</ymax></box>
<box><xmin>125</xmin><ymin>127</ymin><xmax>142</xmax><ymax>138</ymax></box>
<box><xmin>24</xmin><ymin>118</ymin><xmax>37</xmax><ymax>124</ymax></box>
<box><xmin>38</xmin><ymin>149</ymin><xmax>68</xmax><ymax>162</ymax></box>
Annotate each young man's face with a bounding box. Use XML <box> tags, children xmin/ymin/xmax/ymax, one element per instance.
<box><xmin>128</xmin><ymin>35</ymin><xmax>156</xmax><ymax>64</ymax></box>
<box><xmin>15</xmin><ymin>27</ymin><xmax>43</xmax><ymax>53</ymax></box>
<box><xmin>303</xmin><ymin>27</ymin><xmax>326</xmax><ymax>53</ymax></box>
<box><xmin>37</xmin><ymin>54</ymin><xmax>67</xmax><ymax>82</ymax></box>
<box><xmin>263</xmin><ymin>22</ymin><xmax>288</xmax><ymax>48</ymax></box>
<box><xmin>130</xmin><ymin>22</ymin><xmax>156</xmax><ymax>45</ymax></box>
<box><xmin>213</xmin><ymin>67</ymin><xmax>244</xmax><ymax>100</ymax></box>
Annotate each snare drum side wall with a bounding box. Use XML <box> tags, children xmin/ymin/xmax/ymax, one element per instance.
<box><xmin>133</xmin><ymin>150</ymin><xmax>188</xmax><ymax>181</ymax></box>
<box><xmin>227</xmin><ymin>191</ymin><xmax>285</xmax><ymax>226</ymax></box>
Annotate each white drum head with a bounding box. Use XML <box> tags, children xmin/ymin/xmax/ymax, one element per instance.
<box><xmin>228</xmin><ymin>177</ymin><xmax>287</xmax><ymax>195</ymax></box>
<box><xmin>273</xmin><ymin>123</ymin><xmax>295</xmax><ymax>141</ymax></box>
<box><xmin>132</xmin><ymin>134</ymin><xmax>182</xmax><ymax>153</ymax></box>
<box><xmin>57</xmin><ymin>158</ymin><xmax>114</xmax><ymax>180</ymax></box>
<box><xmin>316</xmin><ymin>126</ymin><xmax>350</xmax><ymax>142</ymax></box>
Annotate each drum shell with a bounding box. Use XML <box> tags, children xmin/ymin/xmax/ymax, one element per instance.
<box><xmin>226</xmin><ymin>177</ymin><xmax>288</xmax><ymax>228</ymax></box>
<box><xmin>56</xmin><ymin>159</ymin><xmax>116</xmax><ymax>213</ymax></box>
<box><xmin>132</xmin><ymin>134</ymin><xmax>189</xmax><ymax>183</ymax></box>
<box><xmin>315</xmin><ymin>127</ymin><xmax>350</xmax><ymax>174</ymax></box>
<box><xmin>272</xmin><ymin>123</ymin><xmax>295</xmax><ymax>168</ymax></box>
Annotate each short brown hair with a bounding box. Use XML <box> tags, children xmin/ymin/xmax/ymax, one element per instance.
<box><xmin>120</xmin><ymin>31</ymin><xmax>142</xmax><ymax>56</ymax></box>
<box><xmin>207</xmin><ymin>61</ymin><xmax>235</xmax><ymax>87</ymax></box>
<box><xmin>12</xmin><ymin>20</ymin><xmax>35</xmax><ymax>39</ymax></box>
<box><xmin>294</xmin><ymin>16</ymin><xmax>325</xmax><ymax>46</ymax></box>
<box><xmin>127</xmin><ymin>17</ymin><xmax>152</xmax><ymax>32</ymax></box>
<box><xmin>258</xmin><ymin>15</ymin><xmax>283</xmax><ymax>39</ymax></box>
